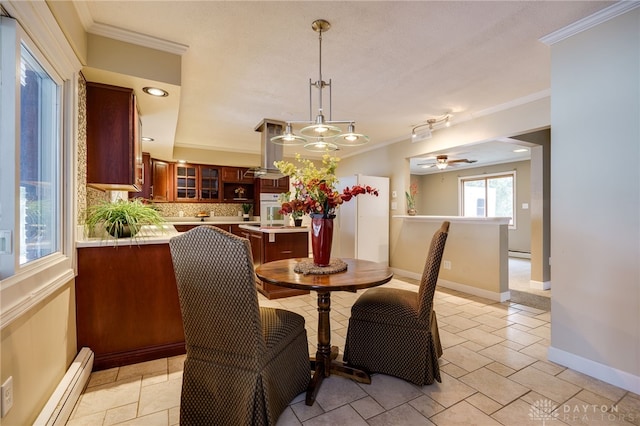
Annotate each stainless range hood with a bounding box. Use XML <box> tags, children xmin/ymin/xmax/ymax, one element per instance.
<box><xmin>245</xmin><ymin>119</ymin><xmax>286</xmax><ymax>180</ymax></box>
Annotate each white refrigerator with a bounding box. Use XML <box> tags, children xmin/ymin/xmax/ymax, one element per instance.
<box><xmin>334</xmin><ymin>175</ymin><xmax>390</xmax><ymax>265</ymax></box>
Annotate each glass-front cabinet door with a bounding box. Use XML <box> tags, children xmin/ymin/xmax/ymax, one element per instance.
<box><xmin>175</xmin><ymin>164</ymin><xmax>198</xmax><ymax>201</ymax></box>
<box><xmin>199</xmin><ymin>166</ymin><xmax>220</xmax><ymax>201</ymax></box>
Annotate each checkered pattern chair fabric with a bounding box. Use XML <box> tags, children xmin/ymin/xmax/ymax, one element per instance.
<box><xmin>169</xmin><ymin>226</ymin><xmax>310</xmax><ymax>425</ymax></box>
<box><xmin>343</xmin><ymin>221</ymin><xmax>449</xmax><ymax>386</ymax></box>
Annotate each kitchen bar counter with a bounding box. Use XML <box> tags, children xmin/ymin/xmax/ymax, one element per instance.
<box><xmin>238</xmin><ymin>224</ymin><xmax>310</xmax><ymax>234</ymax></box>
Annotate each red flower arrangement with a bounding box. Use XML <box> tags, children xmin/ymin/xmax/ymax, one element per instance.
<box><xmin>275</xmin><ymin>154</ymin><xmax>379</xmax><ymax>219</ymax></box>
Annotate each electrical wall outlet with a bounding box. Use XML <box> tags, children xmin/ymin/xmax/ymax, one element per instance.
<box><xmin>443</xmin><ymin>260</ymin><xmax>452</xmax><ymax>270</ymax></box>
<box><xmin>1</xmin><ymin>376</ymin><xmax>13</xmax><ymax>417</ymax></box>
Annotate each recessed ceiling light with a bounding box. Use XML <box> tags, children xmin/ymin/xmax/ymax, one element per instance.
<box><xmin>142</xmin><ymin>86</ymin><xmax>169</xmax><ymax>97</ymax></box>
<box><xmin>513</xmin><ymin>148</ymin><xmax>529</xmax><ymax>153</ymax></box>
<box><xmin>141</xmin><ymin>137</ymin><xmax>154</xmax><ymax>142</ymax></box>
<box><xmin>177</xmin><ymin>160</ymin><xmax>186</xmax><ymax>164</ymax></box>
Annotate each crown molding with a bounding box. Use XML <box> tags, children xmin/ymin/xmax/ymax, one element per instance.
<box><xmin>540</xmin><ymin>1</ymin><xmax>640</xmax><ymax>45</ymax></box>
<box><xmin>88</xmin><ymin>22</ymin><xmax>188</xmax><ymax>55</ymax></box>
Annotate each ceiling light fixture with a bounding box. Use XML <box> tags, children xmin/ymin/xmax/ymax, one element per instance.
<box><xmin>142</xmin><ymin>86</ymin><xmax>169</xmax><ymax>97</ymax></box>
<box><xmin>411</xmin><ymin>114</ymin><xmax>452</xmax><ymax>142</ymax></box>
<box><xmin>271</xmin><ymin>19</ymin><xmax>368</xmax><ymax>152</ymax></box>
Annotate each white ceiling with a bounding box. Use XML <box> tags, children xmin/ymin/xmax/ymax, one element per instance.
<box><xmin>74</xmin><ymin>1</ymin><xmax>613</xmax><ymax>173</ymax></box>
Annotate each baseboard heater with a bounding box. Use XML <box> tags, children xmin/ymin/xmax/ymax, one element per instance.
<box><xmin>33</xmin><ymin>347</ymin><xmax>94</xmax><ymax>426</ymax></box>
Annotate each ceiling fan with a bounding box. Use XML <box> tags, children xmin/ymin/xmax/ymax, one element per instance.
<box><xmin>418</xmin><ymin>155</ymin><xmax>477</xmax><ymax>170</ymax></box>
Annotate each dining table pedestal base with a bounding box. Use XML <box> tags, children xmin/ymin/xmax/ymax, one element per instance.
<box><xmin>306</xmin><ymin>345</ymin><xmax>371</xmax><ymax>406</ymax></box>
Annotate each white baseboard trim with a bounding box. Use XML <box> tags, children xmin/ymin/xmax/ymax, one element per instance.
<box><xmin>33</xmin><ymin>347</ymin><xmax>94</xmax><ymax>426</ymax></box>
<box><xmin>438</xmin><ymin>279</ymin><xmax>510</xmax><ymax>302</ymax></box>
<box><xmin>548</xmin><ymin>346</ymin><xmax>640</xmax><ymax>395</ymax></box>
<box><xmin>530</xmin><ymin>280</ymin><xmax>551</xmax><ymax>290</ymax></box>
<box><xmin>391</xmin><ymin>269</ymin><xmax>509</xmax><ymax>302</ymax></box>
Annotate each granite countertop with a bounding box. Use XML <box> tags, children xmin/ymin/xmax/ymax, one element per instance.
<box><xmin>238</xmin><ymin>224</ymin><xmax>310</xmax><ymax>234</ymax></box>
<box><xmin>76</xmin><ymin>224</ymin><xmax>180</xmax><ymax>248</ymax></box>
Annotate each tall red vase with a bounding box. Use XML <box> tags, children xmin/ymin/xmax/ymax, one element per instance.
<box><xmin>311</xmin><ymin>216</ymin><xmax>333</xmax><ymax>266</ymax></box>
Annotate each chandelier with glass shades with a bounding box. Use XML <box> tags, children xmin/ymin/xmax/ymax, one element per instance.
<box><xmin>271</xmin><ymin>19</ymin><xmax>369</xmax><ymax>152</ymax></box>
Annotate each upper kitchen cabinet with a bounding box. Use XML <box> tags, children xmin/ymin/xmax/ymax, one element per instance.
<box><xmin>86</xmin><ymin>82</ymin><xmax>142</xmax><ymax>191</ymax></box>
<box><xmin>174</xmin><ymin>163</ymin><xmax>220</xmax><ymax>202</ymax></box>
<box><xmin>221</xmin><ymin>166</ymin><xmax>253</xmax><ymax>184</ymax></box>
<box><xmin>221</xmin><ymin>166</ymin><xmax>254</xmax><ymax>202</ymax></box>
<box><xmin>150</xmin><ymin>158</ymin><xmax>173</xmax><ymax>202</ymax></box>
<box><xmin>255</xmin><ymin>176</ymin><xmax>289</xmax><ymax>193</ymax></box>
<box><xmin>129</xmin><ymin>152</ymin><xmax>151</xmax><ymax>199</ymax></box>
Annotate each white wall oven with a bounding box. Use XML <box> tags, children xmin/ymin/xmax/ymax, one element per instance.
<box><xmin>259</xmin><ymin>193</ymin><xmax>286</xmax><ymax>226</ymax></box>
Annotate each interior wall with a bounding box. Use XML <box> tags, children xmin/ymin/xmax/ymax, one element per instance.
<box><xmin>0</xmin><ymin>282</ymin><xmax>77</xmax><ymax>425</ymax></box>
<box><xmin>338</xmin><ymin>98</ymin><xmax>549</xmax><ymax>271</ymax></box>
<box><xmin>412</xmin><ymin>159</ymin><xmax>532</xmax><ymax>253</ymax></box>
<box><xmin>548</xmin><ymin>7</ymin><xmax>640</xmax><ymax>391</ymax></box>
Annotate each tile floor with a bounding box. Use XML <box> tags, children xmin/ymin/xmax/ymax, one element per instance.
<box><xmin>68</xmin><ymin>275</ymin><xmax>639</xmax><ymax>426</ymax></box>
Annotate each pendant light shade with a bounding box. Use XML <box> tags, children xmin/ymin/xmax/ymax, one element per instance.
<box><xmin>270</xmin><ymin>19</ymin><xmax>368</xmax><ymax>152</ymax></box>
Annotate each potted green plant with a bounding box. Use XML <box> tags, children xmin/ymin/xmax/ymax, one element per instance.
<box><xmin>85</xmin><ymin>198</ymin><xmax>166</xmax><ymax>242</ymax></box>
<box><xmin>241</xmin><ymin>203</ymin><xmax>252</xmax><ymax>221</ymax></box>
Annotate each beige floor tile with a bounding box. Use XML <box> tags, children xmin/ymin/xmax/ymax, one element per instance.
<box><xmin>314</xmin><ymin>375</ymin><xmax>367</xmax><ymax>411</ymax></box>
<box><xmin>492</xmin><ymin>398</ymin><xmax>565</xmax><ymax>426</ymax></box>
<box><xmin>430</xmin><ymin>400</ymin><xmax>502</xmax><ymax>425</ymax></box>
<box><xmin>466</xmin><ymin>391</ymin><xmax>503</xmax><ymax>415</ymax></box>
<box><xmin>478</xmin><ymin>343</ymin><xmax>537</xmax><ymax>371</ymax></box>
<box><xmin>168</xmin><ymin>406</ymin><xmax>180</xmax><ymax>426</ymax></box>
<box><xmin>368</xmin><ymin>403</ymin><xmax>436</xmax><ymax>426</ymax></box>
<box><xmin>617</xmin><ymin>393</ymin><xmax>640</xmax><ymax>426</ymax></box>
<box><xmin>419</xmin><ymin>373</ymin><xmax>476</xmax><ymax>408</ymax></box>
<box><xmin>457</xmin><ymin>326</ymin><xmax>505</xmax><ymax>347</ymax></box>
<box><xmin>408</xmin><ymin>394</ymin><xmax>446</xmax><ymax>418</ymax></box>
<box><xmin>507</xmin><ymin>313</ymin><xmax>547</xmax><ymax>328</ymax></box>
<box><xmin>440</xmin><ymin>362</ymin><xmax>469</xmax><ymax>378</ymax></box>
<box><xmin>438</xmin><ymin>329</ymin><xmax>468</xmax><ymax>348</ymax></box>
<box><xmin>72</xmin><ymin>377</ymin><xmax>141</xmax><ymax>418</ymax></box>
<box><xmin>510</xmin><ymin>366</ymin><xmax>582</xmax><ymax>404</ymax></box>
<box><xmin>491</xmin><ymin>324</ymin><xmax>543</xmax><ymax>346</ymax></box>
<box><xmin>557</xmin><ymin>369</ymin><xmax>628</xmax><ymax>402</ymax></box>
<box><xmin>441</xmin><ymin>344</ymin><xmax>493</xmax><ymax>372</ymax></box>
<box><xmin>104</xmin><ymin>401</ymin><xmax>138</xmax><ymax>426</ymax></box>
<box><xmin>530</xmin><ymin>359</ymin><xmax>566</xmax><ymax>376</ymax></box>
<box><xmin>485</xmin><ymin>361</ymin><xmax>517</xmax><ymax>377</ymax></box>
<box><xmin>66</xmin><ymin>410</ymin><xmax>106</xmax><ymax>426</ymax></box>
<box><xmin>117</xmin><ymin>358</ymin><xmax>167</xmax><ymax>381</ymax></box>
<box><xmin>350</xmin><ymin>396</ymin><xmax>386</xmax><ymax>419</ymax></box>
<box><xmin>519</xmin><ymin>341</ymin><xmax>551</xmax><ymax>361</ymax></box>
<box><xmin>138</xmin><ymin>377</ymin><xmax>182</xmax><ymax>417</ymax></box>
<box><xmin>459</xmin><ymin>368</ymin><xmax>529</xmax><ymax>405</ymax></box>
<box><xmin>303</xmin><ymin>404</ymin><xmax>369</xmax><ymax>426</ymax></box>
<box><xmin>87</xmin><ymin>367</ymin><xmax>119</xmax><ymax>388</ymax></box>
<box><xmin>357</xmin><ymin>373</ymin><xmax>424</xmax><ymax>410</ymax></box>
<box><xmin>116</xmin><ymin>410</ymin><xmax>168</xmax><ymax>426</ymax></box>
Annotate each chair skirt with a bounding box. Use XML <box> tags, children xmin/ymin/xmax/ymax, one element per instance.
<box><xmin>344</xmin><ymin>289</ymin><xmax>442</xmax><ymax>386</ymax></box>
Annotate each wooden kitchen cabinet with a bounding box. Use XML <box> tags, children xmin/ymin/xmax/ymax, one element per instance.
<box><xmin>174</xmin><ymin>164</ymin><xmax>220</xmax><ymax>202</ymax></box>
<box><xmin>150</xmin><ymin>159</ymin><xmax>173</xmax><ymax>201</ymax></box>
<box><xmin>240</xmin><ymin>228</ymin><xmax>309</xmax><ymax>299</ymax></box>
<box><xmin>129</xmin><ymin>152</ymin><xmax>151</xmax><ymax>199</ymax></box>
<box><xmin>256</xmin><ymin>176</ymin><xmax>290</xmax><ymax>193</ymax></box>
<box><xmin>76</xmin><ymin>244</ymin><xmax>185</xmax><ymax>370</ymax></box>
<box><xmin>221</xmin><ymin>166</ymin><xmax>253</xmax><ymax>184</ymax></box>
<box><xmin>86</xmin><ymin>82</ymin><xmax>142</xmax><ymax>191</ymax></box>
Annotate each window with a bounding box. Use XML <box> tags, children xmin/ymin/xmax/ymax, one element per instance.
<box><xmin>19</xmin><ymin>44</ymin><xmax>60</xmax><ymax>265</ymax></box>
<box><xmin>460</xmin><ymin>172</ymin><xmax>516</xmax><ymax>226</ymax></box>
<box><xmin>0</xmin><ymin>8</ymin><xmax>79</xmax><ymax>328</ymax></box>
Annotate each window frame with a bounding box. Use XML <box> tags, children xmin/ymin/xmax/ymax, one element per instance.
<box><xmin>0</xmin><ymin>5</ymin><xmax>80</xmax><ymax>329</ymax></box>
<box><xmin>458</xmin><ymin>171</ymin><xmax>517</xmax><ymax>229</ymax></box>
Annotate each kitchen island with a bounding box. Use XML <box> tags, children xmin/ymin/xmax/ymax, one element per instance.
<box><xmin>75</xmin><ymin>220</ymin><xmax>311</xmax><ymax>370</ymax></box>
<box><xmin>76</xmin><ymin>219</ymin><xmax>260</xmax><ymax>370</ymax></box>
<box><xmin>238</xmin><ymin>224</ymin><xmax>311</xmax><ymax>299</ymax></box>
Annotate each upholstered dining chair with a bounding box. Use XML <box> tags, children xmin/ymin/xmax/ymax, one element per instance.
<box><xmin>343</xmin><ymin>221</ymin><xmax>450</xmax><ymax>386</ymax></box>
<box><xmin>169</xmin><ymin>226</ymin><xmax>310</xmax><ymax>426</ymax></box>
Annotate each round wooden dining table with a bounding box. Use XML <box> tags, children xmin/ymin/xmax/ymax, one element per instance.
<box><xmin>255</xmin><ymin>257</ymin><xmax>393</xmax><ymax>406</ymax></box>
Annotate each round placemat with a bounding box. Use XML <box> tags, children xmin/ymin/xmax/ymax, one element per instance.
<box><xmin>294</xmin><ymin>258</ymin><xmax>348</xmax><ymax>275</ymax></box>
